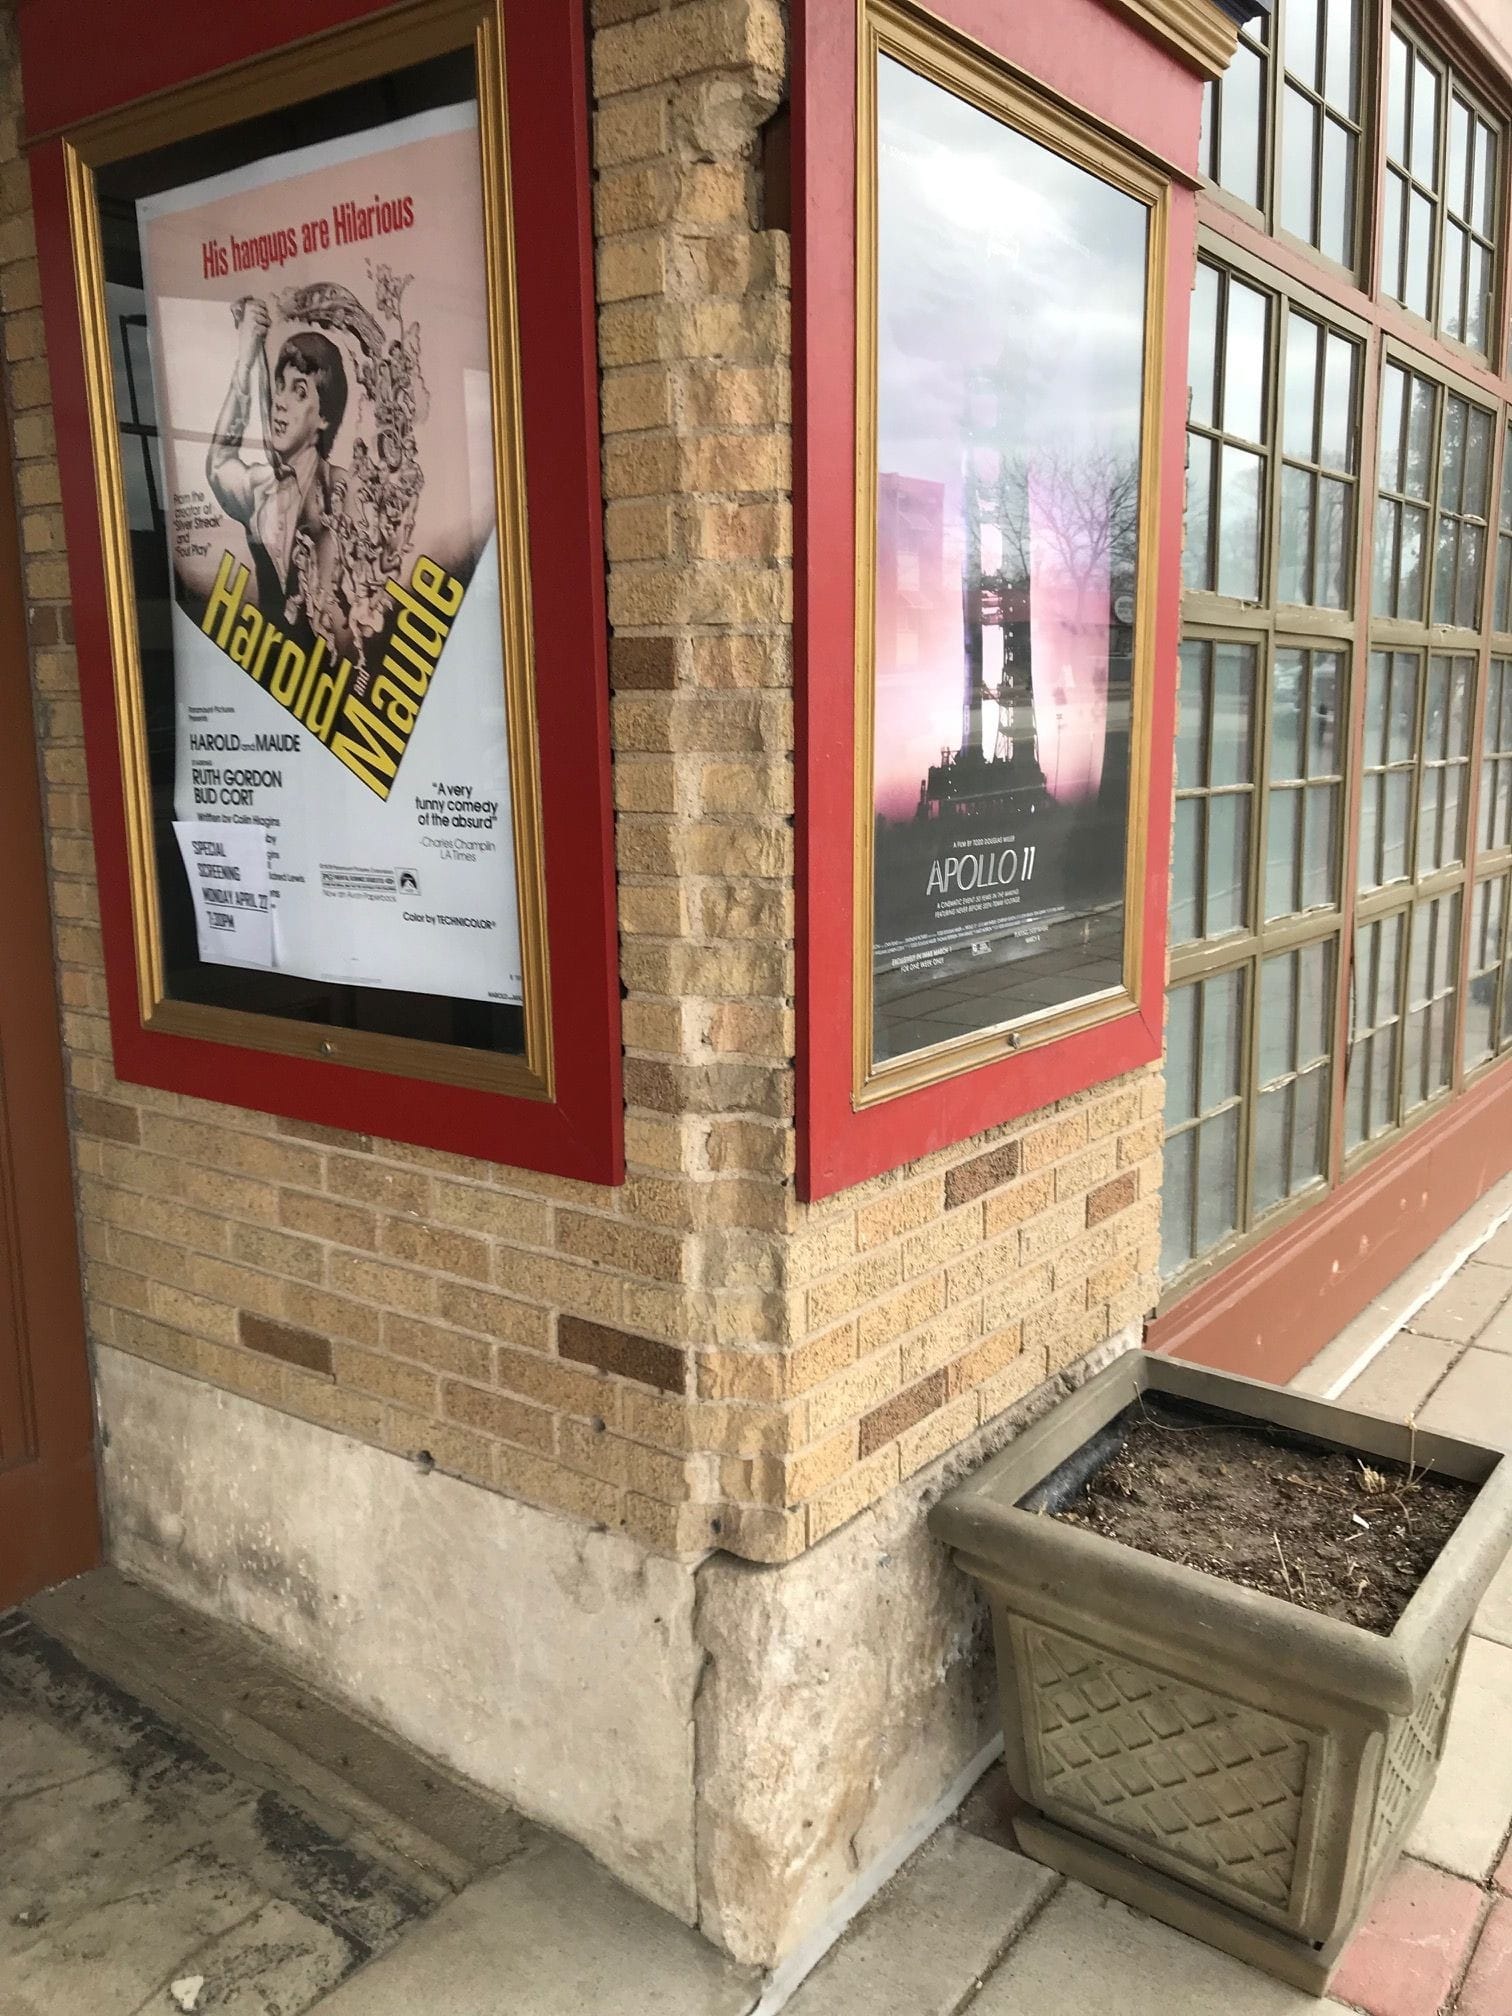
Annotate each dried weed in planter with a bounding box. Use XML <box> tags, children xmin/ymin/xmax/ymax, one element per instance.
<box><xmin>1054</xmin><ymin>1398</ymin><xmax>1478</xmax><ymax>1635</ymax></box>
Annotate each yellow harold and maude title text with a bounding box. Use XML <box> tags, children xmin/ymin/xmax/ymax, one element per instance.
<box><xmin>199</xmin><ymin>548</ymin><xmax>463</xmax><ymax>800</ymax></box>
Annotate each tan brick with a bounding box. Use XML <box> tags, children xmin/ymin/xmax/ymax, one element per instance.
<box><xmin>147</xmin><ymin>1282</ymin><xmax>239</xmax><ymax>1345</ymax></box>
<box><xmin>331</xmin><ymin>1344</ymin><xmax>436</xmax><ymax>1414</ymax></box>
<box><xmin>776</xmin><ymin>1424</ymin><xmax>859</xmax><ymax>1503</ymax></box>
<box><xmin>978</xmin><ymin>1340</ymin><xmax>1051</xmax><ymax>1419</ymax></box>
<box><xmin>496</xmin><ymin>1344</ymin><xmax>620</xmax><ymax>1424</ymax></box>
<box><xmin>378</xmin><ymin>1409</ymin><xmax>496</xmax><ymax>1488</ymax></box>
<box><xmin>975</xmin><ymin>1170</ymin><xmax>1054</xmax><ymax>1242</ymax></box>
<box><xmin>382</xmin><ymin>1313</ymin><xmax>492</xmax><ymax>1384</ymax></box>
<box><xmin>898</xmin><ymin>1301</ymin><xmax>981</xmax><ymax>1383</ymax></box>
<box><xmin>497</xmin><ymin>1441</ymin><xmax>625</xmax><ymax>1525</ymax></box>
<box><xmin>556</xmin><ymin>1210</ymin><xmax>689</xmax><ymax>1282</ymax></box>
<box><xmin>442</xmin><ymin>1379</ymin><xmax>556</xmax><ymax>1453</ymax></box>
<box><xmin>855</xmin><ymin>1177</ymin><xmax>945</xmax><ymax>1251</ymax></box>
<box><xmin>805</xmin><ymin>1248</ymin><xmax>900</xmax><ymax>1330</ymax></box>
<box><xmin>1053</xmin><ymin>1138</ymin><xmax>1119</xmax><ymax>1202</ymax></box>
<box><xmin>595</xmin><ymin>91</ymin><xmax>669</xmax><ymax>168</ymax></box>
<box><xmin>1085</xmin><ymin>1083</ymin><xmax>1142</xmax><ymax>1138</ymax></box>
<box><xmin>857</xmin><ymin>1272</ymin><xmax>946</xmax><ymax>1353</ymax></box>
<box><xmin>981</xmin><ymin>1262</ymin><xmax>1056</xmax><ymax>1333</ymax></box>
<box><xmin>378</xmin><ymin>1216</ymin><xmax>491</xmax><ymax>1281</ymax></box>
<box><xmin>435</xmin><ymin>1280</ymin><xmax>550</xmax><ymax>1351</ymax></box>
<box><xmin>1119</xmin><ymin>1116</ymin><xmax>1164</xmax><ymax>1166</ymax></box>
<box><xmin>898</xmin><ymin>1390</ymin><xmax>979</xmax><ymax>1479</ymax></box>
<box><xmin>946</xmin><ymin>1324</ymin><xmax>1024</xmax><ymax>1398</ymax></box>
<box><xmin>284</xmin><ymin>1370</ymin><xmax>385</xmax><ymax>1441</ymax></box>
<box><xmin>325</xmin><ymin>1156</ymin><xmax>430</xmax><ymax>1216</ymax></box>
<box><xmin>1019</xmin><ymin>1111</ymin><xmax>1089</xmax><ymax>1172</ymax></box>
<box><xmin>899</xmin><ymin>1207</ymin><xmax>985</xmax><ymax>1280</ymax></box>
<box><xmin>805</xmin><ymin>1346</ymin><xmax>902</xmax><ymax>1440</ymax></box>
<box><xmin>325</xmin><ymin>1251</ymin><xmax>437</xmax><ymax>1316</ymax></box>
<box><xmin>807</xmin><ymin>1445</ymin><xmax>901</xmax><ymax>1546</ymax></box>
<box><xmin>279</xmin><ymin>1282</ymin><xmax>384</xmax><ymax>1349</ymax></box>
<box><xmin>944</xmin><ymin>1232</ymin><xmax>1021</xmax><ymax>1307</ymax></box>
<box><xmin>278</xmin><ymin>1189</ymin><xmax>377</xmax><ymax>1250</ymax></box>
<box><xmin>227</xmin><ymin>1222</ymin><xmax>323</xmax><ymax>1283</ymax></box>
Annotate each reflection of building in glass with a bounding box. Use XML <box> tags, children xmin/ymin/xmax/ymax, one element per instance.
<box><xmin>876</xmin><ymin>472</ymin><xmax>947</xmax><ymax>678</ymax></box>
<box><xmin>914</xmin><ymin>379</ymin><xmax>1046</xmax><ymax>826</ymax></box>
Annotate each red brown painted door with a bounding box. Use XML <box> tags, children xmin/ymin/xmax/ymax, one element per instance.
<box><xmin>0</xmin><ymin>410</ymin><xmax>100</xmax><ymax>1608</ymax></box>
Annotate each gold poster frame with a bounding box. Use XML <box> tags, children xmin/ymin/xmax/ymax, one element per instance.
<box><xmin>853</xmin><ymin>0</ymin><xmax>1170</xmax><ymax>1107</ymax></box>
<box><xmin>63</xmin><ymin>0</ymin><xmax>553</xmax><ymax>1101</ymax></box>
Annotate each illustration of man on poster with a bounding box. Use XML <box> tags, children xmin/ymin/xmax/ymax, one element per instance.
<box><xmin>202</xmin><ymin>264</ymin><xmax>429</xmax><ymax>683</ymax></box>
<box><xmin>208</xmin><ymin>298</ymin><xmax>353</xmax><ymax>654</ymax></box>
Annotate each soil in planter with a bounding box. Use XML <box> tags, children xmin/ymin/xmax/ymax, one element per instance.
<box><xmin>1053</xmin><ymin>1399</ymin><xmax>1478</xmax><ymax>1635</ymax></box>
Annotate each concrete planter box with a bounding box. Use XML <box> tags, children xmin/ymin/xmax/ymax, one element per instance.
<box><xmin>930</xmin><ymin>1353</ymin><xmax>1512</xmax><ymax>1994</ymax></box>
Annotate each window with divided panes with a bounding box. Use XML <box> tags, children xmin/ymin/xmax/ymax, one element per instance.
<box><xmin>1464</xmin><ymin>432</ymin><xmax>1512</xmax><ymax>1075</ymax></box>
<box><xmin>1382</xmin><ymin>26</ymin><xmax>1502</xmax><ymax>356</ymax></box>
<box><xmin>1345</xmin><ymin>357</ymin><xmax>1495</xmax><ymax>1152</ymax></box>
<box><xmin>1200</xmin><ymin>0</ymin><xmax>1364</xmax><ymax>273</ymax></box>
<box><xmin>1165</xmin><ymin>257</ymin><xmax>1358</xmax><ymax>1282</ymax></box>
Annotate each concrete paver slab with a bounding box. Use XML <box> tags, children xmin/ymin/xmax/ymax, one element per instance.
<box><xmin>1326</xmin><ymin>1857</ymin><xmax>1483</xmax><ymax>2016</ymax></box>
<box><xmin>1416</xmin><ymin>1349</ymin><xmax>1512</xmax><ymax>1449</ymax></box>
<box><xmin>1458</xmin><ymin>1896</ymin><xmax>1512</xmax><ymax>2016</ymax></box>
<box><xmin>782</xmin><ymin>1825</ymin><xmax>1056</xmax><ymax>2016</ymax></box>
<box><xmin>1408</xmin><ymin>1637</ymin><xmax>1512</xmax><ymax>1879</ymax></box>
<box><xmin>7</xmin><ymin>1853</ymin><xmax>324</xmax><ymax>2016</ymax></box>
<box><xmin>1406</xmin><ymin>1263</ymin><xmax>1512</xmax><ymax>1342</ymax></box>
<box><xmin>1474</xmin><ymin>1550</ymin><xmax>1512</xmax><ymax>1649</ymax></box>
<box><xmin>1466</xmin><ymin>1297</ymin><xmax>1512</xmax><ymax>1356</ymax></box>
<box><xmin>0</xmin><ymin>1615</ymin><xmax>428</xmax><ymax>2016</ymax></box>
<box><xmin>961</xmin><ymin>1882</ymin><xmax>1358</xmax><ymax>2014</ymax></box>
<box><xmin>1339</xmin><ymin>1334</ymin><xmax>1459</xmax><ymax>1419</ymax></box>
<box><xmin>1469</xmin><ymin>1221</ymin><xmax>1512</xmax><ymax>1269</ymax></box>
<box><xmin>307</xmin><ymin>1838</ymin><xmax>761</xmax><ymax>2016</ymax></box>
<box><xmin>0</xmin><ymin>1695</ymin><xmax>109</xmax><ymax>1802</ymax></box>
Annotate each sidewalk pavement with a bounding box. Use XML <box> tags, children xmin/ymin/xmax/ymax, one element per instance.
<box><xmin>7</xmin><ymin>1188</ymin><xmax>1512</xmax><ymax>2015</ymax></box>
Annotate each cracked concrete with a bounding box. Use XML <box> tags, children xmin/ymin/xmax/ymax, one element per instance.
<box><xmin>0</xmin><ymin>1609</ymin><xmax>429</xmax><ymax>2016</ymax></box>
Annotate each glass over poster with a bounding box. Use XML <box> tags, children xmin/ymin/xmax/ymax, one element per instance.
<box><xmin>859</xmin><ymin>12</ymin><xmax>1162</xmax><ymax>1092</ymax></box>
<box><xmin>73</xmin><ymin>23</ymin><xmax>546</xmax><ymax>1084</ymax></box>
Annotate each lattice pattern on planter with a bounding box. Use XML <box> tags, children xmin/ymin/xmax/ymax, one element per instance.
<box><xmin>1366</xmin><ymin>1646</ymin><xmax>1458</xmax><ymax>1875</ymax></box>
<box><xmin>1022</xmin><ymin>1623</ymin><xmax>1311</xmax><ymax>1910</ymax></box>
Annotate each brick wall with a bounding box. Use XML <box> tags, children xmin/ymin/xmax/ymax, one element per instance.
<box><xmin>1</xmin><ymin>0</ymin><xmax>1165</xmax><ymax>1570</ymax></box>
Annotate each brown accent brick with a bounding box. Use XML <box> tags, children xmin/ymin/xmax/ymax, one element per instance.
<box><xmin>558</xmin><ymin>1313</ymin><xmax>685</xmax><ymax>1393</ymax></box>
<box><xmin>623</xmin><ymin>1058</ymin><xmax>681</xmax><ymax>1113</ymax></box>
<box><xmin>611</xmin><ymin>633</ymin><xmax>679</xmax><ymax>689</ymax></box>
<box><xmin>1087</xmin><ymin>1170</ymin><xmax>1138</xmax><ymax>1226</ymax></box>
<box><xmin>238</xmin><ymin>1313</ymin><xmax>332</xmax><ymax>1378</ymax></box>
<box><xmin>74</xmin><ymin>1094</ymin><xmax>140</xmax><ymax>1145</ymax></box>
<box><xmin>944</xmin><ymin>1140</ymin><xmax>1020</xmax><ymax>1210</ymax></box>
<box><xmin>857</xmin><ymin>1369</ymin><xmax>946</xmax><ymax>1458</ymax></box>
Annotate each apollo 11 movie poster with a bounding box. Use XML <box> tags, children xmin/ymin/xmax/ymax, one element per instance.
<box><xmin>869</xmin><ymin>56</ymin><xmax>1149</xmax><ymax>1066</ymax></box>
<box><xmin>136</xmin><ymin>97</ymin><xmax>523</xmax><ymax>1005</ymax></box>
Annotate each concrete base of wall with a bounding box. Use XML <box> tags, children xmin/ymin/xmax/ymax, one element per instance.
<box><xmin>94</xmin><ymin>1329</ymin><xmax>1139</xmax><ymax>1969</ymax></box>
<box><xmin>94</xmin><ymin>1346</ymin><xmax>704</xmax><ymax>1923</ymax></box>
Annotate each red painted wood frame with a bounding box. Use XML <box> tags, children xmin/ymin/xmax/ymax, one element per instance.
<box><xmin>20</xmin><ymin>0</ymin><xmax>624</xmax><ymax>1185</ymax></box>
<box><xmin>793</xmin><ymin>0</ymin><xmax>1206</xmax><ymax>1201</ymax></box>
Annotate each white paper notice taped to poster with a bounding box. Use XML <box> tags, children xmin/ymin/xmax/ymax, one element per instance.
<box><xmin>137</xmin><ymin>99</ymin><xmax>523</xmax><ymax>1005</ymax></box>
<box><xmin>173</xmin><ymin>818</ymin><xmax>274</xmax><ymax>968</ymax></box>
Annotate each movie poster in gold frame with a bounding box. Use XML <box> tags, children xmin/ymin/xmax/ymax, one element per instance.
<box><xmin>854</xmin><ymin>0</ymin><xmax>1168</xmax><ymax>1106</ymax></box>
<box><xmin>63</xmin><ymin>0</ymin><xmax>551</xmax><ymax>1099</ymax></box>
